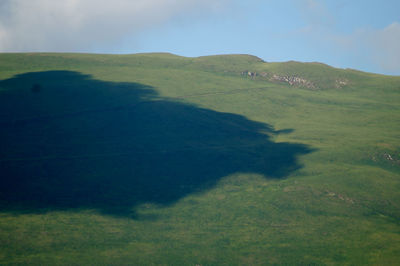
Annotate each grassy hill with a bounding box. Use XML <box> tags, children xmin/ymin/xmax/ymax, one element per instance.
<box><xmin>0</xmin><ymin>53</ymin><xmax>399</xmax><ymax>265</ymax></box>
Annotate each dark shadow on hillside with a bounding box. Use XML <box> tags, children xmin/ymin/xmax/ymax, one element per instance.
<box><xmin>0</xmin><ymin>71</ymin><xmax>312</xmax><ymax>217</ymax></box>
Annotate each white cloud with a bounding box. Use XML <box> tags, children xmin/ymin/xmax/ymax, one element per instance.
<box><xmin>294</xmin><ymin>7</ymin><xmax>400</xmax><ymax>76</ymax></box>
<box><xmin>0</xmin><ymin>0</ymin><xmax>229</xmax><ymax>52</ymax></box>
<box><xmin>369</xmin><ymin>22</ymin><xmax>400</xmax><ymax>73</ymax></box>
<box><xmin>328</xmin><ymin>22</ymin><xmax>400</xmax><ymax>74</ymax></box>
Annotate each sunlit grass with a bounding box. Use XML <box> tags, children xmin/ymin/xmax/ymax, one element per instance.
<box><xmin>0</xmin><ymin>53</ymin><xmax>399</xmax><ymax>265</ymax></box>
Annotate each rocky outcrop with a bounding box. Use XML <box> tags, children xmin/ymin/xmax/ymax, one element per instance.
<box><xmin>241</xmin><ymin>71</ymin><xmax>316</xmax><ymax>89</ymax></box>
<box><xmin>335</xmin><ymin>79</ymin><xmax>349</xmax><ymax>88</ymax></box>
<box><xmin>241</xmin><ymin>71</ymin><xmax>257</xmax><ymax>78</ymax></box>
<box><xmin>270</xmin><ymin>74</ymin><xmax>316</xmax><ymax>89</ymax></box>
<box><xmin>240</xmin><ymin>71</ymin><xmax>348</xmax><ymax>90</ymax></box>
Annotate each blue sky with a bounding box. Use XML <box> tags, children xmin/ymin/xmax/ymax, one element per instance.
<box><xmin>1</xmin><ymin>0</ymin><xmax>399</xmax><ymax>75</ymax></box>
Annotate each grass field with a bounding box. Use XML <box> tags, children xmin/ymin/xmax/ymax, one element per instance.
<box><xmin>0</xmin><ymin>53</ymin><xmax>399</xmax><ymax>265</ymax></box>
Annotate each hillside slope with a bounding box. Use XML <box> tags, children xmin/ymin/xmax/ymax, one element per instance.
<box><xmin>0</xmin><ymin>53</ymin><xmax>399</xmax><ymax>265</ymax></box>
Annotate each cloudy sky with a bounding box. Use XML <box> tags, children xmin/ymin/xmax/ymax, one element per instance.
<box><xmin>0</xmin><ymin>0</ymin><xmax>399</xmax><ymax>75</ymax></box>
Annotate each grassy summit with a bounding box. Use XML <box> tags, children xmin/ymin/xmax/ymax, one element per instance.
<box><xmin>0</xmin><ymin>53</ymin><xmax>399</xmax><ymax>265</ymax></box>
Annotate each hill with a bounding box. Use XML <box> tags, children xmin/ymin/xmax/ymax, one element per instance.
<box><xmin>0</xmin><ymin>53</ymin><xmax>399</xmax><ymax>265</ymax></box>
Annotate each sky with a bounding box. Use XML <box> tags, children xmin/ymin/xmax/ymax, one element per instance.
<box><xmin>0</xmin><ymin>0</ymin><xmax>399</xmax><ymax>75</ymax></box>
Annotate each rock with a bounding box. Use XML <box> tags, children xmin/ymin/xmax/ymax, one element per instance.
<box><xmin>335</xmin><ymin>79</ymin><xmax>349</xmax><ymax>88</ymax></box>
<box><xmin>270</xmin><ymin>74</ymin><xmax>316</xmax><ymax>89</ymax></box>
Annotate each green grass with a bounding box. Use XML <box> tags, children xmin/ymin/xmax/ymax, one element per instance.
<box><xmin>0</xmin><ymin>53</ymin><xmax>399</xmax><ymax>265</ymax></box>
